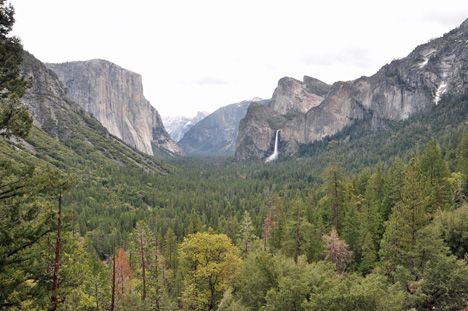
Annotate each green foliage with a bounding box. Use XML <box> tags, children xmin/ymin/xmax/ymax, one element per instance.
<box><xmin>0</xmin><ymin>0</ymin><xmax>32</xmax><ymax>139</ymax></box>
<box><xmin>379</xmin><ymin>161</ymin><xmax>430</xmax><ymax>274</ymax></box>
<box><xmin>223</xmin><ymin>253</ymin><xmax>405</xmax><ymax>311</ymax></box>
<box><xmin>180</xmin><ymin>232</ymin><xmax>242</xmax><ymax>310</ymax></box>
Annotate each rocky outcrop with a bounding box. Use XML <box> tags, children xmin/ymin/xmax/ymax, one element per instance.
<box><xmin>46</xmin><ymin>60</ymin><xmax>183</xmax><ymax>156</ymax></box>
<box><xmin>179</xmin><ymin>98</ymin><xmax>269</xmax><ymax>155</ymax></box>
<box><xmin>20</xmin><ymin>51</ymin><xmax>84</xmax><ymax>140</ymax></box>
<box><xmin>163</xmin><ymin>111</ymin><xmax>209</xmax><ymax>142</ymax></box>
<box><xmin>236</xmin><ymin>18</ymin><xmax>468</xmax><ymax>160</ymax></box>
<box><xmin>235</xmin><ymin>77</ymin><xmax>330</xmax><ymax>160</ymax></box>
<box><xmin>269</xmin><ymin>76</ymin><xmax>330</xmax><ymax>114</ymax></box>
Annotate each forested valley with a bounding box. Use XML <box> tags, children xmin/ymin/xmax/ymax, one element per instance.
<box><xmin>2</xmin><ymin>2</ymin><xmax>468</xmax><ymax>311</ymax></box>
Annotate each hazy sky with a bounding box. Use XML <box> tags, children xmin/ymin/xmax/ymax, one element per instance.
<box><xmin>10</xmin><ymin>0</ymin><xmax>468</xmax><ymax>118</ymax></box>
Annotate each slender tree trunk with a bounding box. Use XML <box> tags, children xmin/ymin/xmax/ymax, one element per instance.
<box><xmin>95</xmin><ymin>284</ymin><xmax>99</xmax><ymax>311</ymax></box>
<box><xmin>294</xmin><ymin>205</ymin><xmax>301</xmax><ymax>265</ymax></box>
<box><xmin>334</xmin><ymin>170</ymin><xmax>339</xmax><ymax>232</ymax></box>
<box><xmin>154</xmin><ymin>232</ymin><xmax>160</xmax><ymax>309</ymax></box>
<box><xmin>51</xmin><ymin>193</ymin><xmax>62</xmax><ymax>311</ymax></box>
<box><xmin>244</xmin><ymin>237</ymin><xmax>248</xmax><ymax>257</ymax></box>
<box><xmin>140</xmin><ymin>234</ymin><xmax>146</xmax><ymax>301</ymax></box>
<box><xmin>111</xmin><ymin>243</ymin><xmax>116</xmax><ymax>311</ymax></box>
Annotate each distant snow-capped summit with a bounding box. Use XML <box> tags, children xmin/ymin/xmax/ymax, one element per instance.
<box><xmin>163</xmin><ymin>111</ymin><xmax>209</xmax><ymax>142</ymax></box>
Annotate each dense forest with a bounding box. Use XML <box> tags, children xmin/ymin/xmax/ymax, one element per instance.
<box><xmin>2</xmin><ymin>2</ymin><xmax>468</xmax><ymax>310</ymax></box>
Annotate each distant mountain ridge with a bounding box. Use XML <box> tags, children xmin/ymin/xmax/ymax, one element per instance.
<box><xmin>163</xmin><ymin>111</ymin><xmax>209</xmax><ymax>142</ymax></box>
<box><xmin>235</xmin><ymin>18</ymin><xmax>468</xmax><ymax>160</ymax></box>
<box><xmin>45</xmin><ymin>60</ymin><xmax>183</xmax><ymax>157</ymax></box>
<box><xmin>178</xmin><ymin>98</ymin><xmax>269</xmax><ymax>155</ymax></box>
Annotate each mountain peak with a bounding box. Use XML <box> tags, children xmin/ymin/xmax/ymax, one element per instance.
<box><xmin>268</xmin><ymin>76</ymin><xmax>330</xmax><ymax>115</ymax></box>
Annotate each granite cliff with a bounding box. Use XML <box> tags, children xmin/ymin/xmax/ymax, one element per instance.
<box><xmin>236</xmin><ymin>18</ymin><xmax>468</xmax><ymax>160</ymax></box>
<box><xmin>46</xmin><ymin>60</ymin><xmax>182</xmax><ymax>156</ymax></box>
<box><xmin>179</xmin><ymin>98</ymin><xmax>269</xmax><ymax>155</ymax></box>
<box><xmin>19</xmin><ymin>51</ymin><xmax>166</xmax><ymax>173</ymax></box>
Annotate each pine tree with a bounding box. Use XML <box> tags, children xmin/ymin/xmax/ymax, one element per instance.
<box><xmin>459</xmin><ymin>134</ymin><xmax>468</xmax><ymax>198</ymax></box>
<box><xmin>237</xmin><ymin>211</ymin><xmax>255</xmax><ymax>257</ymax></box>
<box><xmin>419</xmin><ymin>140</ymin><xmax>450</xmax><ymax>211</ymax></box>
<box><xmin>0</xmin><ymin>0</ymin><xmax>32</xmax><ymax>140</ymax></box>
<box><xmin>379</xmin><ymin>161</ymin><xmax>429</xmax><ymax>273</ymax></box>
<box><xmin>164</xmin><ymin>228</ymin><xmax>178</xmax><ymax>270</ymax></box>
<box><xmin>322</xmin><ymin>141</ymin><xmax>346</xmax><ymax>233</ymax></box>
<box><xmin>130</xmin><ymin>221</ymin><xmax>153</xmax><ymax>302</ymax></box>
<box><xmin>188</xmin><ymin>208</ymin><xmax>203</xmax><ymax>235</ymax></box>
<box><xmin>381</xmin><ymin>160</ymin><xmax>405</xmax><ymax>221</ymax></box>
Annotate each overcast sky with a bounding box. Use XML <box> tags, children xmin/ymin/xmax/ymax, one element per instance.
<box><xmin>10</xmin><ymin>0</ymin><xmax>468</xmax><ymax>118</ymax></box>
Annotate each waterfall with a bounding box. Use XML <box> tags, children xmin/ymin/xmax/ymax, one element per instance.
<box><xmin>265</xmin><ymin>130</ymin><xmax>279</xmax><ymax>162</ymax></box>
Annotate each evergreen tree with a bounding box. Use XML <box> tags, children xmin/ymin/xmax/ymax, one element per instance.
<box><xmin>381</xmin><ymin>159</ymin><xmax>405</xmax><ymax>221</ymax></box>
<box><xmin>187</xmin><ymin>208</ymin><xmax>203</xmax><ymax>234</ymax></box>
<box><xmin>237</xmin><ymin>211</ymin><xmax>256</xmax><ymax>257</ymax></box>
<box><xmin>379</xmin><ymin>161</ymin><xmax>429</xmax><ymax>274</ymax></box>
<box><xmin>321</xmin><ymin>141</ymin><xmax>346</xmax><ymax>233</ymax></box>
<box><xmin>459</xmin><ymin>133</ymin><xmax>468</xmax><ymax>198</ymax></box>
<box><xmin>130</xmin><ymin>221</ymin><xmax>153</xmax><ymax>302</ymax></box>
<box><xmin>0</xmin><ymin>0</ymin><xmax>32</xmax><ymax>139</ymax></box>
<box><xmin>418</xmin><ymin>140</ymin><xmax>450</xmax><ymax>210</ymax></box>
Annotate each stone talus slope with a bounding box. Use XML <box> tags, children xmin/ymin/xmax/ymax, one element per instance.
<box><xmin>46</xmin><ymin>60</ymin><xmax>183</xmax><ymax>156</ymax></box>
<box><xmin>235</xmin><ymin>18</ymin><xmax>468</xmax><ymax>160</ymax></box>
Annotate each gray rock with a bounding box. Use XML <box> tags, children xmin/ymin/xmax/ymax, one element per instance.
<box><xmin>268</xmin><ymin>76</ymin><xmax>330</xmax><ymax>115</ymax></box>
<box><xmin>236</xmin><ymin>18</ymin><xmax>468</xmax><ymax>160</ymax></box>
<box><xmin>46</xmin><ymin>60</ymin><xmax>183</xmax><ymax>156</ymax></box>
<box><xmin>180</xmin><ymin>98</ymin><xmax>269</xmax><ymax>155</ymax></box>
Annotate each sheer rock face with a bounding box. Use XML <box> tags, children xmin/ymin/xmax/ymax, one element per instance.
<box><xmin>235</xmin><ymin>18</ymin><xmax>468</xmax><ymax>160</ymax></box>
<box><xmin>179</xmin><ymin>99</ymin><xmax>269</xmax><ymax>155</ymax></box>
<box><xmin>46</xmin><ymin>60</ymin><xmax>183</xmax><ymax>156</ymax></box>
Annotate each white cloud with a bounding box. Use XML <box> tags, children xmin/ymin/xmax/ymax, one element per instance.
<box><xmin>195</xmin><ymin>77</ymin><xmax>228</xmax><ymax>86</ymax></box>
<box><xmin>10</xmin><ymin>0</ymin><xmax>468</xmax><ymax>117</ymax></box>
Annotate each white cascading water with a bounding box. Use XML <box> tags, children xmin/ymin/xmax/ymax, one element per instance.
<box><xmin>265</xmin><ymin>130</ymin><xmax>279</xmax><ymax>163</ymax></box>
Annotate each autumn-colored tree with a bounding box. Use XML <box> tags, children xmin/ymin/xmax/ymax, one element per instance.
<box><xmin>180</xmin><ymin>232</ymin><xmax>241</xmax><ymax>310</ymax></box>
<box><xmin>115</xmin><ymin>247</ymin><xmax>133</xmax><ymax>297</ymax></box>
